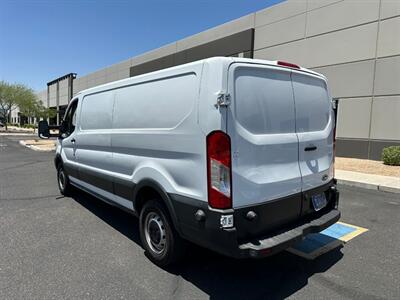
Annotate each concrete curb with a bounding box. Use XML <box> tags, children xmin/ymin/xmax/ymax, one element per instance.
<box><xmin>338</xmin><ymin>179</ymin><xmax>400</xmax><ymax>194</ymax></box>
<box><xmin>19</xmin><ymin>140</ymin><xmax>55</xmax><ymax>152</ymax></box>
<box><xmin>336</xmin><ymin>170</ymin><xmax>400</xmax><ymax>194</ymax></box>
<box><xmin>337</xmin><ymin>179</ymin><xmax>378</xmax><ymax>191</ymax></box>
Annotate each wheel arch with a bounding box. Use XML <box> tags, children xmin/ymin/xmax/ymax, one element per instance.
<box><xmin>54</xmin><ymin>154</ymin><xmax>62</xmax><ymax>169</ymax></box>
<box><xmin>133</xmin><ymin>179</ymin><xmax>181</xmax><ymax>235</ymax></box>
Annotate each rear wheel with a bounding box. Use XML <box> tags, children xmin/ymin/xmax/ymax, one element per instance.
<box><xmin>57</xmin><ymin>164</ymin><xmax>72</xmax><ymax>196</ymax></box>
<box><xmin>139</xmin><ymin>199</ymin><xmax>185</xmax><ymax>266</ymax></box>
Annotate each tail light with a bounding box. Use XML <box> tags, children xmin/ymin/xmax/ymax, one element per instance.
<box><xmin>206</xmin><ymin>131</ymin><xmax>232</xmax><ymax>209</ymax></box>
<box><xmin>277</xmin><ymin>60</ymin><xmax>300</xmax><ymax>69</ymax></box>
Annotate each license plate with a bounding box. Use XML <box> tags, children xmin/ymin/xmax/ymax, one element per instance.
<box><xmin>311</xmin><ymin>193</ymin><xmax>327</xmax><ymax>211</ymax></box>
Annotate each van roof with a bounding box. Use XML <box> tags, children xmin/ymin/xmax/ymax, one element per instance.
<box><xmin>221</xmin><ymin>57</ymin><xmax>324</xmax><ymax>78</ymax></box>
<box><xmin>76</xmin><ymin>57</ymin><xmax>326</xmax><ymax>96</ymax></box>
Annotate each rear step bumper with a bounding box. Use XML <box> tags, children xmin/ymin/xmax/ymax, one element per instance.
<box><xmin>170</xmin><ymin>184</ymin><xmax>340</xmax><ymax>259</ymax></box>
<box><xmin>238</xmin><ymin>209</ymin><xmax>340</xmax><ymax>258</ymax></box>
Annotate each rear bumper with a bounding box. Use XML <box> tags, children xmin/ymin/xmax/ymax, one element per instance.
<box><xmin>170</xmin><ymin>181</ymin><xmax>340</xmax><ymax>259</ymax></box>
<box><xmin>238</xmin><ymin>209</ymin><xmax>340</xmax><ymax>258</ymax></box>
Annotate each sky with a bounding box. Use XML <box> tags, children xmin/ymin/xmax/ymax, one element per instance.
<box><xmin>0</xmin><ymin>0</ymin><xmax>283</xmax><ymax>92</ymax></box>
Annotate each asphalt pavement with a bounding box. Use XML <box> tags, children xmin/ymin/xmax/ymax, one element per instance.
<box><xmin>0</xmin><ymin>134</ymin><xmax>399</xmax><ymax>299</ymax></box>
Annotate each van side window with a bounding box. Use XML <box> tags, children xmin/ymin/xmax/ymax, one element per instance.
<box><xmin>63</xmin><ymin>100</ymin><xmax>78</xmax><ymax>136</ymax></box>
<box><xmin>72</xmin><ymin>109</ymin><xmax>77</xmax><ymax>128</ymax></box>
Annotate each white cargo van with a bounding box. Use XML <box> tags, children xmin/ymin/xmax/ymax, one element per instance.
<box><xmin>39</xmin><ymin>57</ymin><xmax>340</xmax><ymax>266</ymax></box>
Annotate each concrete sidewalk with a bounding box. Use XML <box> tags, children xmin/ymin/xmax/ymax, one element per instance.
<box><xmin>336</xmin><ymin>169</ymin><xmax>400</xmax><ymax>194</ymax></box>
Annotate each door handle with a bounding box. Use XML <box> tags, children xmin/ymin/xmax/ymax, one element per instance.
<box><xmin>71</xmin><ymin>138</ymin><xmax>77</xmax><ymax>157</ymax></box>
<box><xmin>304</xmin><ymin>145</ymin><xmax>317</xmax><ymax>151</ymax></box>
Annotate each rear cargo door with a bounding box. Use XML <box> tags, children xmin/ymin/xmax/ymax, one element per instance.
<box><xmin>291</xmin><ymin>70</ymin><xmax>334</xmax><ymax>191</ymax></box>
<box><xmin>227</xmin><ymin>63</ymin><xmax>302</xmax><ymax>209</ymax></box>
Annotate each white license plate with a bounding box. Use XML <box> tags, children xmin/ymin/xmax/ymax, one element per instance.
<box><xmin>311</xmin><ymin>193</ymin><xmax>327</xmax><ymax>211</ymax></box>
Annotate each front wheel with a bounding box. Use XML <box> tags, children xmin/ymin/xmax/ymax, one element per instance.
<box><xmin>57</xmin><ymin>164</ymin><xmax>72</xmax><ymax>196</ymax></box>
<box><xmin>139</xmin><ymin>200</ymin><xmax>186</xmax><ymax>266</ymax></box>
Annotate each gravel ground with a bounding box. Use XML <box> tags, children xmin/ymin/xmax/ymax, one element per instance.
<box><xmin>336</xmin><ymin>157</ymin><xmax>400</xmax><ymax>177</ymax></box>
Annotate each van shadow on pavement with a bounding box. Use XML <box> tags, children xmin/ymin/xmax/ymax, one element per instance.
<box><xmin>71</xmin><ymin>190</ymin><xmax>343</xmax><ymax>299</ymax></box>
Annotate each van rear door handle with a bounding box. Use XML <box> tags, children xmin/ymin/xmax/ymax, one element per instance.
<box><xmin>71</xmin><ymin>138</ymin><xmax>76</xmax><ymax>144</ymax></box>
<box><xmin>304</xmin><ymin>145</ymin><xmax>317</xmax><ymax>151</ymax></box>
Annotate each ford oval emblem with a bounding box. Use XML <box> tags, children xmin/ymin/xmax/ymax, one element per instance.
<box><xmin>322</xmin><ymin>174</ymin><xmax>328</xmax><ymax>181</ymax></box>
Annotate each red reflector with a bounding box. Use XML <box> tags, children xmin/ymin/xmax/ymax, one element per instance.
<box><xmin>206</xmin><ymin>131</ymin><xmax>232</xmax><ymax>209</ymax></box>
<box><xmin>260</xmin><ymin>248</ymin><xmax>272</xmax><ymax>255</ymax></box>
<box><xmin>277</xmin><ymin>60</ymin><xmax>300</xmax><ymax>69</ymax></box>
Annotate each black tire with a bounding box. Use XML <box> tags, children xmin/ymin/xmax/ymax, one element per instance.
<box><xmin>139</xmin><ymin>199</ymin><xmax>186</xmax><ymax>266</ymax></box>
<box><xmin>57</xmin><ymin>164</ymin><xmax>72</xmax><ymax>196</ymax></box>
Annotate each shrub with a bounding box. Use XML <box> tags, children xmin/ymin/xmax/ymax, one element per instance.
<box><xmin>22</xmin><ymin>124</ymin><xmax>37</xmax><ymax>129</ymax></box>
<box><xmin>382</xmin><ymin>146</ymin><xmax>400</xmax><ymax>166</ymax></box>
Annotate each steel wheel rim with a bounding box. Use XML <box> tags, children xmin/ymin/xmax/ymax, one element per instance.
<box><xmin>58</xmin><ymin>169</ymin><xmax>65</xmax><ymax>191</ymax></box>
<box><xmin>144</xmin><ymin>211</ymin><xmax>167</xmax><ymax>255</ymax></box>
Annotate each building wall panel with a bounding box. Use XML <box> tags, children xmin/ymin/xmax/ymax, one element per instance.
<box><xmin>374</xmin><ymin>55</ymin><xmax>400</xmax><ymax>96</ymax></box>
<box><xmin>254</xmin><ymin>39</ymin><xmax>307</xmax><ymax>65</ymax></box>
<box><xmin>177</xmin><ymin>14</ymin><xmax>254</xmax><ymax>51</ymax></box>
<box><xmin>307</xmin><ymin>0</ymin><xmax>343</xmax><ymax>11</ymax></box>
<box><xmin>254</xmin><ymin>13</ymin><xmax>306</xmax><ymax>49</ymax></box>
<box><xmin>336</xmin><ymin>97</ymin><xmax>372</xmax><ymax>139</ymax></box>
<box><xmin>313</xmin><ymin>59</ymin><xmax>375</xmax><ymax>98</ymax></box>
<box><xmin>380</xmin><ymin>0</ymin><xmax>400</xmax><ymax>20</ymax></box>
<box><xmin>304</xmin><ymin>21</ymin><xmax>378</xmax><ymax>67</ymax></box>
<box><xmin>370</xmin><ymin>96</ymin><xmax>400</xmax><ymax>140</ymax></box>
<box><xmin>377</xmin><ymin>16</ymin><xmax>400</xmax><ymax>58</ymax></box>
<box><xmin>306</xmin><ymin>0</ymin><xmax>379</xmax><ymax>37</ymax></box>
<box><xmin>255</xmin><ymin>0</ymin><xmax>306</xmax><ymax>27</ymax></box>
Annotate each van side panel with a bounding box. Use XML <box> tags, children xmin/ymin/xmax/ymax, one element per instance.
<box><xmin>110</xmin><ymin>66</ymin><xmax>207</xmax><ymax>202</ymax></box>
<box><xmin>75</xmin><ymin>90</ymin><xmax>115</xmax><ymax>194</ymax></box>
<box><xmin>197</xmin><ymin>58</ymin><xmax>228</xmax><ymax>135</ymax></box>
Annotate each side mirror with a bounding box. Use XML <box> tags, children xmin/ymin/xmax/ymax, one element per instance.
<box><xmin>38</xmin><ymin>120</ymin><xmax>50</xmax><ymax>139</ymax></box>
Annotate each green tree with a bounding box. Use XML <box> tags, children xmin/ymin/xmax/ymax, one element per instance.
<box><xmin>19</xmin><ymin>95</ymin><xmax>38</xmax><ymax>121</ymax></box>
<box><xmin>18</xmin><ymin>94</ymin><xmax>58</xmax><ymax>133</ymax></box>
<box><xmin>0</xmin><ymin>81</ymin><xmax>37</xmax><ymax>131</ymax></box>
<box><xmin>0</xmin><ymin>81</ymin><xmax>16</xmax><ymax>130</ymax></box>
<box><xmin>34</xmin><ymin>103</ymin><xmax>57</xmax><ymax>125</ymax></box>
